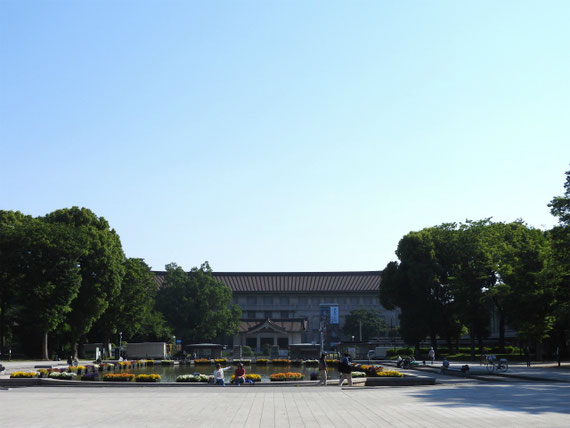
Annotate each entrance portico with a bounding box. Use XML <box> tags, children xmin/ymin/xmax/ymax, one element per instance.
<box><xmin>235</xmin><ymin>319</ymin><xmax>307</xmax><ymax>353</ymax></box>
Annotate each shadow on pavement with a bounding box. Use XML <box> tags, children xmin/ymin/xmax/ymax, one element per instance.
<box><xmin>408</xmin><ymin>383</ymin><xmax>570</xmax><ymax>415</ymax></box>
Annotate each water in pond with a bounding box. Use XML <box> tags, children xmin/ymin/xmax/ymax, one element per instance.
<box><xmin>129</xmin><ymin>363</ymin><xmax>341</xmax><ymax>383</ymax></box>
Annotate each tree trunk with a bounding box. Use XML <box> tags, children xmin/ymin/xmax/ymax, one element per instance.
<box><xmin>42</xmin><ymin>331</ymin><xmax>49</xmax><ymax>360</ymax></box>
<box><xmin>498</xmin><ymin>309</ymin><xmax>505</xmax><ymax>352</ymax></box>
<box><xmin>470</xmin><ymin>324</ymin><xmax>475</xmax><ymax>359</ymax></box>
<box><xmin>0</xmin><ymin>297</ymin><xmax>5</xmax><ymax>358</ymax></box>
<box><xmin>73</xmin><ymin>341</ymin><xmax>79</xmax><ymax>359</ymax></box>
<box><xmin>430</xmin><ymin>333</ymin><xmax>437</xmax><ymax>352</ymax></box>
<box><xmin>103</xmin><ymin>337</ymin><xmax>110</xmax><ymax>360</ymax></box>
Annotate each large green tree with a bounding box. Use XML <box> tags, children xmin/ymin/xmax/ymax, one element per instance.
<box><xmin>342</xmin><ymin>309</ymin><xmax>387</xmax><ymax>341</ymax></box>
<box><xmin>448</xmin><ymin>220</ymin><xmax>494</xmax><ymax>357</ymax></box>
<box><xmin>44</xmin><ymin>207</ymin><xmax>125</xmax><ymax>357</ymax></box>
<box><xmin>91</xmin><ymin>258</ymin><xmax>168</xmax><ymax>350</ymax></box>
<box><xmin>0</xmin><ymin>211</ymin><xmax>30</xmax><ymax>357</ymax></box>
<box><xmin>15</xmin><ymin>218</ymin><xmax>84</xmax><ymax>359</ymax></box>
<box><xmin>547</xmin><ymin>168</ymin><xmax>570</xmax><ymax>351</ymax></box>
<box><xmin>380</xmin><ymin>226</ymin><xmax>456</xmax><ymax>351</ymax></box>
<box><xmin>156</xmin><ymin>262</ymin><xmax>241</xmax><ymax>343</ymax></box>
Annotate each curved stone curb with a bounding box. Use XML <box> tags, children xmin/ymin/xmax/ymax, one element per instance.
<box><xmin>0</xmin><ymin>375</ymin><xmax>437</xmax><ymax>388</ymax></box>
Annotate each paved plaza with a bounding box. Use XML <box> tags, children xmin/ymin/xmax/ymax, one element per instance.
<box><xmin>1</xmin><ymin>381</ymin><xmax>569</xmax><ymax>427</ymax></box>
<box><xmin>1</xmin><ymin>360</ymin><xmax>570</xmax><ymax>427</ymax></box>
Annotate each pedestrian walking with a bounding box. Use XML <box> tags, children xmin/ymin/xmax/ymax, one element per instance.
<box><xmin>317</xmin><ymin>353</ymin><xmax>328</xmax><ymax>386</ymax></box>
<box><xmin>428</xmin><ymin>347</ymin><xmax>435</xmax><ymax>365</ymax></box>
<box><xmin>338</xmin><ymin>353</ymin><xmax>353</xmax><ymax>387</ymax></box>
<box><xmin>555</xmin><ymin>346</ymin><xmax>561</xmax><ymax>367</ymax></box>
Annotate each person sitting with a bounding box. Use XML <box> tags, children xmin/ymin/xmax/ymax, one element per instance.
<box><xmin>396</xmin><ymin>355</ymin><xmax>403</xmax><ymax>368</ymax></box>
<box><xmin>232</xmin><ymin>363</ymin><xmax>246</xmax><ymax>386</ymax></box>
<box><xmin>213</xmin><ymin>363</ymin><xmax>233</xmax><ymax>386</ymax></box>
<box><xmin>0</xmin><ymin>363</ymin><xmax>5</xmax><ymax>374</ymax></box>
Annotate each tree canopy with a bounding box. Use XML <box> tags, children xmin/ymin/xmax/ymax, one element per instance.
<box><xmin>342</xmin><ymin>309</ymin><xmax>387</xmax><ymax>341</ymax></box>
<box><xmin>156</xmin><ymin>262</ymin><xmax>242</xmax><ymax>343</ymax></box>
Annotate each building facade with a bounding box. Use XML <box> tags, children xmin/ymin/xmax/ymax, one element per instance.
<box><xmin>219</xmin><ymin>271</ymin><xmax>398</xmax><ymax>352</ymax></box>
<box><xmin>154</xmin><ymin>270</ymin><xmax>399</xmax><ymax>353</ymax></box>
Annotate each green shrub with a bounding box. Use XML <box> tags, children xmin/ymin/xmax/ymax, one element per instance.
<box><xmin>242</xmin><ymin>346</ymin><xmax>254</xmax><ymax>357</ymax></box>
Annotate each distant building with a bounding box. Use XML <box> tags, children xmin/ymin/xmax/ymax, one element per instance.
<box><xmin>155</xmin><ymin>271</ymin><xmax>399</xmax><ymax>352</ymax></box>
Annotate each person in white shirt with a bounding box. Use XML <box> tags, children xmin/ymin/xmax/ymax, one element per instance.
<box><xmin>213</xmin><ymin>363</ymin><xmax>232</xmax><ymax>386</ymax></box>
<box><xmin>428</xmin><ymin>347</ymin><xmax>435</xmax><ymax>365</ymax></box>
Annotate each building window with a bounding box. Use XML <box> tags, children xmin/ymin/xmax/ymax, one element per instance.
<box><xmin>247</xmin><ymin>311</ymin><xmax>256</xmax><ymax>319</ymax></box>
<box><xmin>280</xmin><ymin>296</ymin><xmax>289</xmax><ymax>305</ymax></box>
<box><xmin>264</xmin><ymin>311</ymin><xmax>272</xmax><ymax>319</ymax></box>
<box><xmin>299</xmin><ymin>296</ymin><xmax>308</xmax><ymax>305</ymax></box>
<box><xmin>277</xmin><ymin>338</ymin><xmax>288</xmax><ymax>349</ymax></box>
<box><xmin>280</xmin><ymin>311</ymin><xmax>289</xmax><ymax>319</ymax></box>
<box><xmin>264</xmin><ymin>296</ymin><xmax>273</xmax><ymax>305</ymax></box>
<box><xmin>247</xmin><ymin>296</ymin><xmax>257</xmax><ymax>305</ymax></box>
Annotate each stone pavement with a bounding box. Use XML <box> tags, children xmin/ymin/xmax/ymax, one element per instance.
<box><xmin>403</xmin><ymin>360</ymin><xmax>570</xmax><ymax>383</ymax></box>
<box><xmin>1</xmin><ymin>360</ymin><xmax>570</xmax><ymax>427</ymax></box>
<box><xmin>1</xmin><ymin>382</ymin><xmax>570</xmax><ymax>427</ymax></box>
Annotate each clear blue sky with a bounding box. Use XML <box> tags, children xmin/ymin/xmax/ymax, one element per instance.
<box><xmin>1</xmin><ymin>1</ymin><xmax>569</xmax><ymax>272</ymax></box>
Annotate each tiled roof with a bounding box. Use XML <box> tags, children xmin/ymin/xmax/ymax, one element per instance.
<box><xmin>153</xmin><ymin>271</ymin><xmax>381</xmax><ymax>293</ymax></box>
<box><xmin>239</xmin><ymin>318</ymin><xmax>308</xmax><ymax>333</ymax></box>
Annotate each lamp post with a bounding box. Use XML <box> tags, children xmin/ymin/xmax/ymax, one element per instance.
<box><xmin>173</xmin><ymin>335</ymin><xmax>176</xmax><ymax>359</ymax></box>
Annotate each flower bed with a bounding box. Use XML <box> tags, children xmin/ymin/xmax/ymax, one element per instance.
<box><xmin>303</xmin><ymin>359</ymin><xmax>319</xmax><ymax>366</ymax></box>
<box><xmin>10</xmin><ymin>372</ymin><xmax>37</xmax><ymax>378</ymax></box>
<box><xmin>351</xmin><ymin>371</ymin><xmax>367</xmax><ymax>378</ymax></box>
<box><xmin>326</xmin><ymin>359</ymin><xmax>339</xmax><ymax>366</ymax></box>
<box><xmin>359</xmin><ymin>364</ymin><xmax>384</xmax><ymax>376</ymax></box>
<box><xmin>135</xmin><ymin>374</ymin><xmax>161</xmax><ymax>382</ymax></box>
<box><xmin>230</xmin><ymin>373</ymin><xmax>261</xmax><ymax>383</ymax></box>
<box><xmin>255</xmin><ymin>359</ymin><xmax>269</xmax><ymax>365</ymax></box>
<box><xmin>102</xmin><ymin>373</ymin><xmax>135</xmax><ymax>382</ymax></box>
<box><xmin>176</xmin><ymin>374</ymin><xmax>210</xmax><ymax>383</ymax></box>
<box><xmin>194</xmin><ymin>358</ymin><xmax>211</xmax><ymax>365</ymax></box>
<box><xmin>231</xmin><ymin>359</ymin><xmax>251</xmax><ymax>365</ymax></box>
<box><xmin>376</xmin><ymin>370</ymin><xmax>403</xmax><ymax>377</ymax></box>
<box><xmin>37</xmin><ymin>369</ymin><xmax>49</xmax><ymax>378</ymax></box>
<box><xmin>271</xmin><ymin>359</ymin><xmax>291</xmax><ymax>365</ymax></box>
<box><xmin>290</xmin><ymin>359</ymin><xmax>303</xmax><ymax>366</ymax></box>
<box><xmin>49</xmin><ymin>372</ymin><xmax>77</xmax><ymax>380</ymax></box>
<box><xmin>214</xmin><ymin>358</ymin><xmax>227</xmax><ymax>364</ymax></box>
<box><xmin>269</xmin><ymin>372</ymin><xmax>304</xmax><ymax>381</ymax></box>
<box><xmin>100</xmin><ymin>363</ymin><xmax>114</xmax><ymax>370</ymax></box>
<box><xmin>161</xmin><ymin>360</ymin><xmax>174</xmax><ymax>366</ymax></box>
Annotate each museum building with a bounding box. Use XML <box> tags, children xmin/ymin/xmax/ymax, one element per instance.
<box><xmin>155</xmin><ymin>270</ymin><xmax>399</xmax><ymax>352</ymax></box>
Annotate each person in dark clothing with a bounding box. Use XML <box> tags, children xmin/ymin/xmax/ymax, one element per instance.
<box><xmin>525</xmin><ymin>346</ymin><xmax>531</xmax><ymax>367</ymax></box>
<box><xmin>338</xmin><ymin>353</ymin><xmax>353</xmax><ymax>387</ymax></box>
<box><xmin>317</xmin><ymin>353</ymin><xmax>328</xmax><ymax>386</ymax></box>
